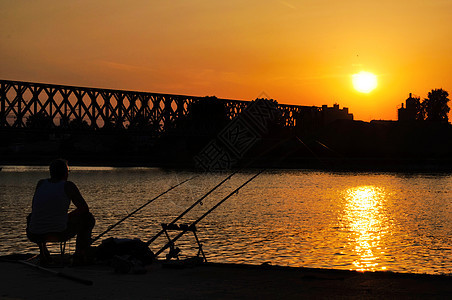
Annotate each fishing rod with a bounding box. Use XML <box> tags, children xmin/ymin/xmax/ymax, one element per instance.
<box><xmin>145</xmin><ymin>136</ymin><xmax>293</xmax><ymax>247</ymax></box>
<box><xmin>151</xmin><ymin>133</ymin><xmax>332</xmax><ymax>258</ymax></box>
<box><xmin>315</xmin><ymin>140</ymin><xmax>343</xmax><ymax>158</ymax></box>
<box><xmin>145</xmin><ymin>168</ymin><xmax>245</xmax><ymax>246</ymax></box>
<box><xmin>20</xmin><ymin>259</ymin><xmax>93</xmax><ymax>285</ymax></box>
<box><xmin>0</xmin><ymin>258</ymin><xmax>93</xmax><ymax>285</ymax></box>
<box><xmin>153</xmin><ymin>169</ymin><xmax>265</xmax><ymax>258</ymax></box>
<box><xmin>91</xmin><ymin>175</ymin><xmax>198</xmax><ymax>243</ymax></box>
<box><xmin>296</xmin><ymin>136</ymin><xmax>345</xmax><ymax>169</ymax></box>
<box><xmin>295</xmin><ymin>136</ymin><xmax>325</xmax><ymax>166</ymax></box>
<box><xmin>150</xmin><ymin>133</ymin><xmax>306</xmax><ymax>258</ymax></box>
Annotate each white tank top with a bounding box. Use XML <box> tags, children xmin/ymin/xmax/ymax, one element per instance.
<box><xmin>29</xmin><ymin>180</ymin><xmax>71</xmax><ymax>234</ymax></box>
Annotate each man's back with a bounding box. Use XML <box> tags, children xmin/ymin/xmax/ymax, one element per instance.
<box><xmin>29</xmin><ymin>179</ymin><xmax>71</xmax><ymax>234</ymax></box>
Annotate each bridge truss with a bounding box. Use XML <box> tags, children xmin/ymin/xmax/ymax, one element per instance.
<box><xmin>0</xmin><ymin>80</ymin><xmax>317</xmax><ymax>132</ymax></box>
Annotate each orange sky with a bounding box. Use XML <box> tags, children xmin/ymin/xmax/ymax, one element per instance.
<box><xmin>1</xmin><ymin>1</ymin><xmax>451</xmax><ymax>121</ymax></box>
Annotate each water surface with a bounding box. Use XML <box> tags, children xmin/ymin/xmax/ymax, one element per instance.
<box><xmin>0</xmin><ymin>166</ymin><xmax>451</xmax><ymax>274</ymax></box>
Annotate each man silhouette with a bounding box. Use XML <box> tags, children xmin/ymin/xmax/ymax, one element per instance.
<box><xmin>27</xmin><ymin>159</ymin><xmax>95</xmax><ymax>264</ymax></box>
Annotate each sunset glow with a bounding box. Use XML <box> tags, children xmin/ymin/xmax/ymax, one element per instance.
<box><xmin>1</xmin><ymin>1</ymin><xmax>451</xmax><ymax>121</ymax></box>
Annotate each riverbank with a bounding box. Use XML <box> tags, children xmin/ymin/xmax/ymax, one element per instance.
<box><xmin>1</xmin><ymin>257</ymin><xmax>451</xmax><ymax>299</ymax></box>
<box><xmin>2</xmin><ymin>157</ymin><xmax>452</xmax><ymax>173</ymax></box>
<box><xmin>1</xmin><ymin>120</ymin><xmax>452</xmax><ymax>173</ymax></box>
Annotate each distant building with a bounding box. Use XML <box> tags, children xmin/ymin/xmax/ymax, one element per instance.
<box><xmin>398</xmin><ymin>93</ymin><xmax>420</xmax><ymax>121</ymax></box>
<box><xmin>321</xmin><ymin>104</ymin><xmax>353</xmax><ymax>125</ymax></box>
<box><xmin>370</xmin><ymin>120</ymin><xmax>397</xmax><ymax>125</ymax></box>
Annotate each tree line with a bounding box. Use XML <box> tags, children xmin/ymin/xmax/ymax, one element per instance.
<box><xmin>408</xmin><ymin>88</ymin><xmax>450</xmax><ymax>122</ymax></box>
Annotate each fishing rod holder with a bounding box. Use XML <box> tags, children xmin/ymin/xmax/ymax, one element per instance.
<box><xmin>161</xmin><ymin>223</ymin><xmax>207</xmax><ymax>262</ymax></box>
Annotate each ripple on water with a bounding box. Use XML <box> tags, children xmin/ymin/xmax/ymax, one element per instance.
<box><xmin>1</xmin><ymin>168</ymin><xmax>451</xmax><ymax>274</ymax></box>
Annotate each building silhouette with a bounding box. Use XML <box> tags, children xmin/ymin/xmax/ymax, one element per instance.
<box><xmin>398</xmin><ymin>93</ymin><xmax>419</xmax><ymax>121</ymax></box>
<box><xmin>321</xmin><ymin>104</ymin><xmax>353</xmax><ymax>125</ymax></box>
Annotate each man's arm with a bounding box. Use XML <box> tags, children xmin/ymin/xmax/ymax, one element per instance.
<box><xmin>65</xmin><ymin>181</ymin><xmax>89</xmax><ymax>213</ymax></box>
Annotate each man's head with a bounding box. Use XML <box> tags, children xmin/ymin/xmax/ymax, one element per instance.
<box><xmin>49</xmin><ymin>159</ymin><xmax>69</xmax><ymax>180</ymax></box>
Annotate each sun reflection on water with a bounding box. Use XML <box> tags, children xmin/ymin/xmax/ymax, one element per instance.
<box><xmin>342</xmin><ymin>185</ymin><xmax>389</xmax><ymax>272</ymax></box>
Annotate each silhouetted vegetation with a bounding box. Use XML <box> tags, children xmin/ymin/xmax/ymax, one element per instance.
<box><xmin>128</xmin><ymin>114</ymin><xmax>161</xmax><ymax>133</ymax></box>
<box><xmin>185</xmin><ymin>96</ymin><xmax>229</xmax><ymax>134</ymax></box>
<box><xmin>150</xmin><ymin>96</ymin><xmax>230</xmax><ymax>166</ymax></box>
<box><xmin>26</xmin><ymin>113</ymin><xmax>54</xmax><ymax>129</ymax></box>
<box><xmin>69</xmin><ymin>119</ymin><xmax>90</xmax><ymax>130</ymax></box>
<box><xmin>423</xmin><ymin>89</ymin><xmax>450</xmax><ymax>123</ymax></box>
<box><xmin>410</xmin><ymin>95</ymin><xmax>425</xmax><ymax>121</ymax></box>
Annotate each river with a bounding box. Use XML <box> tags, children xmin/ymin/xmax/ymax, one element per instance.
<box><xmin>0</xmin><ymin>166</ymin><xmax>451</xmax><ymax>275</ymax></box>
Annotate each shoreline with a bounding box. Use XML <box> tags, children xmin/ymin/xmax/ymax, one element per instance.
<box><xmin>2</xmin><ymin>158</ymin><xmax>452</xmax><ymax>174</ymax></box>
<box><xmin>1</xmin><ymin>258</ymin><xmax>451</xmax><ymax>299</ymax></box>
<box><xmin>1</xmin><ymin>256</ymin><xmax>451</xmax><ymax>299</ymax></box>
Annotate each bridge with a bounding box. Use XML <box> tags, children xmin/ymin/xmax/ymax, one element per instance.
<box><xmin>0</xmin><ymin>80</ymin><xmax>321</xmax><ymax>133</ymax></box>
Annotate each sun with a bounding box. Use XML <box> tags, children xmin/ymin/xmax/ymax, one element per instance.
<box><xmin>352</xmin><ymin>71</ymin><xmax>378</xmax><ymax>93</ymax></box>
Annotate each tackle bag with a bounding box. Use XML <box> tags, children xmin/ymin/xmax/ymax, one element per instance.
<box><xmin>96</xmin><ymin>237</ymin><xmax>154</xmax><ymax>265</ymax></box>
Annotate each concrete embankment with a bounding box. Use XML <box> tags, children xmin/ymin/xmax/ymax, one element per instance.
<box><xmin>1</xmin><ymin>258</ymin><xmax>451</xmax><ymax>299</ymax></box>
